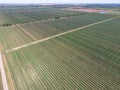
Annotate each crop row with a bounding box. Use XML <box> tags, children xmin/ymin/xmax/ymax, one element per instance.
<box><xmin>20</xmin><ymin>13</ymin><xmax>114</xmax><ymax>40</ymax></box>
<box><xmin>0</xmin><ymin>12</ymin><xmax>35</xmax><ymax>27</ymax></box>
<box><xmin>0</xmin><ymin>8</ymin><xmax>86</xmax><ymax>26</ymax></box>
<box><xmin>5</xmin><ymin>17</ymin><xmax>120</xmax><ymax>90</ymax></box>
<box><xmin>0</xmin><ymin>13</ymin><xmax>114</xmax><ymax>51</ymax></box>
<box><xmin>0</xmin><ymin>27</ymin><xmax>34</xmax><ymax>51</ymax></box>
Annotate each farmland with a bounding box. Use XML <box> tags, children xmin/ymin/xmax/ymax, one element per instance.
<box><xmin>0</xmin><ymin>27</ymin><xmax>34</xmax><ymax>51</ymax></box>
<box><xmin>0</xmin><ymin>7</ymin><xmax>86</xmax><ymax>27</ymax></box>
<box><xmin>0</xmin><ymin>13</ymin><xmax>115</xmax><ymax>51</ymax></box>
<box><xmin>21</xmin><ymin>13</ymin><xmax>114</xmax><ymax>40</ymax></box>
<box><xmin>3</xmin><ymin>16</ymin><xmax>120</xmax><ymax>90</ymax></box>
<box><xmin>0</xmin><ymin>5</ymin><xmax>120</xmax><ymax>90</ymax></box>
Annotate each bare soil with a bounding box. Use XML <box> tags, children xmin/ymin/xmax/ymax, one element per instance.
<box><xmin>63</xmin><ymin>7</ymin><xmax>111</xmax><ymax>13</ymax></box>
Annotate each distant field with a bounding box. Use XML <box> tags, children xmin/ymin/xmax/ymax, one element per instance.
<box><xmin>4</xmin><ymin>17</ymin><xmax>120</xmax><ymax>90</ymax></box>
<box><xmin>0</xmin><ymin>8</ymin><xmax>86</xmax><ymax>26</ymax></box>
<box><xmin>22</xmin><ymin>10</ymin><xmax>86</xmax><ymax>20</ymax></box>
<box><xmin>0</xmin><ymin>13</ymin><xmax>114</xmax><ymax>51</ymax></box>
<box><xmin>0</xmin><ymin>12</ymin><xmax>35</xmax><ymax>26</ymax></box>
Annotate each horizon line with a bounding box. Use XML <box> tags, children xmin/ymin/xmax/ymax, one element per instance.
<box><xmin>0</xmin><ymin>3</ymin><xmax>120</xmax><ymax>4</ymax></box>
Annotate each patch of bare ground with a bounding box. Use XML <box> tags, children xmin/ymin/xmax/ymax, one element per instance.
<box><xmin>2</xmin><ymin>53</ymin><xmax>15</xmax><ymax>90</ymax></box>
<box><xmin>62</xmin><ymin>7</ymin><xmax>111</xmax><ymax>13</ymax></box>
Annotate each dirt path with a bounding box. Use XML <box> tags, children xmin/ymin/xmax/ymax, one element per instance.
<box><xmin>0</xmin><ymin>52</ymin><xmax>9</xmax><ymax>90</ymax></box>
<box><xmin>5</xmin><ymin>16</ymin><xmax>120</xmax><ymax>53</ymax></box>
<box><xmin>18</xmin><ymin>25</ymin><xmax>37</xmax><ymax>41</ymax></box>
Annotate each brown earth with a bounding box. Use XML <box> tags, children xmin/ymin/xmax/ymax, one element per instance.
<box><xmin>62</xmin><ymin>7</ymin><xmax>111</xmax><ymax>13</ymax></box>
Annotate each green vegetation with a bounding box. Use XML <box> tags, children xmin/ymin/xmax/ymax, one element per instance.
<box><xmin>21</xmin><ymin>13</ymin><xmax>114</xmax><ymax>40</ymax></box>
<box><xmin>0</xmin><ymin>27</ymin><xmax>34</xmax><ymax>50</ymax></box>
<box><xmin>0</xmin><ymin>5</ymin><xmax>119</xmax><ymax>90</ymax></box>
<box><xmin>5</xmin><ymin>17</ymin><xmax>120</xmax><ymax>90</ymax></box>
<box><xmin>0</xmin><ymin>13</ymin><xmax>114</xmax><ymax>51</ymax></box>
<box><xmin>0</xmin><ymin>12</ymin><xmax>35</xmax><ymax>26</ymax></box>
<box><xmin>0</xmin><ymin>8</ymin><xmax>87</xmax><ymax>26</ymax></box>
<box><xmin>22</xmin><ymin>10</ymin><xmax>86</xmax><ymax>20</ymax></box>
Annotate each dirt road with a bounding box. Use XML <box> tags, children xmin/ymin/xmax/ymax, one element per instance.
<box><xmin>5</xmin><ymin>16</ymin><xmax>120</xmax><ymax>53</ymax></box>
<box><xmin>18</xmin><ymin>25</ymin><xmax>37</xmax><ymax>41</ymax></box>
<box><xmin>0</xmin><ymin>52</ymin><xmax>9</xmax><ymax>90</ymax></box>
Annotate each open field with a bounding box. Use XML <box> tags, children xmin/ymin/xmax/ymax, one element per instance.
<box><xmin>0</xmin><ymin>13</ymin><xmax>115</xmax><ymax>51</ymax></box>
<box><xmin>5</xmin><ymin>16</ymin><xmax>119</xmax><ymax>53</ymax></box>
<box><xmin>0</xmin><ymin>12</ymin><xmax>35</xmax><ymax>26</ymax></box>
<box><xmin>0</xmin><ymin>7</ymin><xmax>86</xmax><ymax>27</ymax></box>
<box><xmin>4</xmin><ymin>16</ymin><xmax>120</xmax><ymax>90</ymax></box>
<box><xmin>20</xmin><ymin>13</ymin><xmax>114</xmax><ymax>40</ymax></box>
<box><xmin>0</xmin><ymin>5</ymin><xmax>119</xmax><ymax>90</ymax></box>
<box><xmin>22</xmin><ymin>9</ymin><xmax>86</xmax><ymax>20</ymax></box>
<box><xmin>0</xmin><ymin>27</ymin><xmax>34</xmax><ymax>51</ymax></box>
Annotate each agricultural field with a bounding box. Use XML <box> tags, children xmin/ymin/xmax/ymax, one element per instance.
<box><xmin>20</xmin><ymin>13</ymin><xmax>114</xmax><ymax>40</ymax></box>
<box><xmin>0</xmin><ymin>5</ymin><xmax>120</xmax><ymax>90</ymax></box>
<box><xmin>0</xmin><ymin>7</ymin><xmax>87</xmax><ymax>26</ymax></box>
<box><xmin>0</xmin><ymin>13</ymin><xmax>115</xmax><ymax>51</ymax></box>
<box><xmin>0</xmin><ymin>27</ymin><xmax>34</xmax><ymax>51</ymax></box>
<box><xmin>0</xmin><ymin>12</ymin><xmax>35</xmax><ymax>26</ymax></box>
<box><xmin>4</xmin><ymin>16</ymin><xmax>120</xmax><ymax>90</ymax></box>
<box><xmin>22</xmin><ymin>9</ymin><xmax>87</xmax><ymax>20</ymax></box>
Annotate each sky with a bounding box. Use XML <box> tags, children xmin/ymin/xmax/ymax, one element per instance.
<box><xmin>0</xmin><ymin>0</ymin><xmax>120</xmax><ymax>4</ymax></box>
